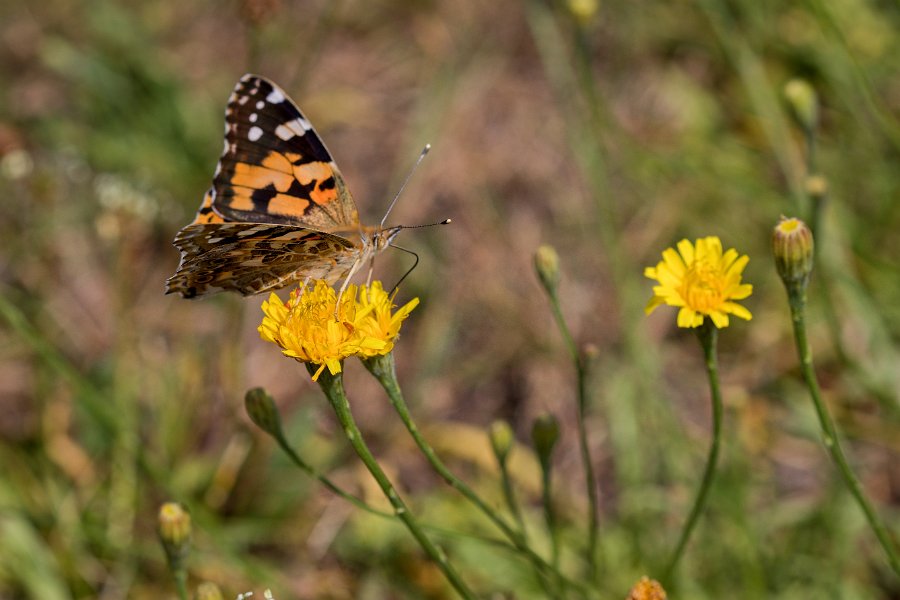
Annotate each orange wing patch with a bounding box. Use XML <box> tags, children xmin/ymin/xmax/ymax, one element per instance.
<box><xmin>293</xmin><ymin>161</ymin><xmax>339</xmax><ymax>207</ymax></box>
<box><xmin>167</xmin><ymin>74</ymin><xmax>397</xmax><ymax>299</ymax></box>
<box><xmin>190</xmin><ymin>189</ymin><xmax>225</xmax><ymax>225</ymax></box>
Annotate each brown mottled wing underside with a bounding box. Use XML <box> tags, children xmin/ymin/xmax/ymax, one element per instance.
<box><xmin>165</xmin><ymin>223</ymin><xmax>361</xmax><ymax>298</ymax></box>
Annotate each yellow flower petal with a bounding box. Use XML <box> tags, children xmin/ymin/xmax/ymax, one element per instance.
<box><xmin>259</xmin><ymin>279</ymin><xmax>419</xmax><ymax>378</ymax></box>
<box><xmin>645</xmin><ymin>237</ymin><xmax>753</xmax><ymax>329</ymax></box>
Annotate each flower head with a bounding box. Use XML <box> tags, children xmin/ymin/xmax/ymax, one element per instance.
<box><xmin>626</xmin><ymin>576</ymin><xmax>666</xmax><ymax>600</ymax></box>
<box><xmin>644</xmin><ymin>236</ymin><xmax>752</xmax><ymax>328</ymax></box>
<box><xmin>773</xmin><ymin>216</ymin><xmax>814</xmax><ymax>289</ymax></box>
<box><xmin>259</xmin><ymin>280</ymin><xmax>418</xmax><ymax>381</ymax></box>
<box><xmin>353</xmin><ymin>281</ymin><xmax>419</xmax><ymax>357</ymax></box>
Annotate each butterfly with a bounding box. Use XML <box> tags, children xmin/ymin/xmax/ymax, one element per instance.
<box><xmin>165</xmin><ymin>74</ymin><xmax>402</xmax><ymax>298</ymax></box>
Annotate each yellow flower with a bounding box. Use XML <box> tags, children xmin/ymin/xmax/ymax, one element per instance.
<box><xmin>259</xmin><ymin>280</ymin><xmax>418</xmax><ymax>380</ymax></box>
<box><xmin>626</xmin><ymin>576</ymin><xmax>666</xmax><ymax>600</ymax></box>
<box><xmin>644</xmin><ymin>236</ymin><xmax>752</xmax><ymax>328</ymax></box>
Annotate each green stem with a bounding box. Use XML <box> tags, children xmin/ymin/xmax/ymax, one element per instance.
<box><xmin>539</xmin><ymin>460</ymin><xmax>559</xmax><ymax>570</ymax></box>
<box><xmin>787</xmin><ymin>287</ymin><xmax>900</xmax><ymax>577</ymax></box>
<box><xmin>272</xmin><ymin>430</ymin><xmax>395</xmax><ymax>519</ymax></box>
<box><xmin>664</xmin><ymin>322</ymin><xmax>723</xmax><ymax>581</ymax></box>
<box><xmin>173</xmin><ymin>570</ymin><xmax>188</xmax><ymax>600</ymax></box>
<box><xmin>499</xmin><ymin>457</ymin><xmax>528</xmax><ymax>539</ymax></box>
<box><xmin>314</xmin><ymin>366</ymin><xmax>478</xmax><ymax>600</ymax></box>
<box><xmin>546</xmin><ymin>290</ymin><xmax>600</xmax><ymax>577</ymax></box>
<box><xmin>363</xmin><ymin>354</ymin><xmax>584</xmax><ymax>598</ymax></box>
<box><xmin>245</xmin><ymin>388</ymin><xmax>396</xmax><ymax>519</ymax></box>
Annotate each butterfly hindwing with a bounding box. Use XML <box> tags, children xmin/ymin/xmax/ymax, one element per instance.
<box><xmin>211</xmin><ymin>74</ymin><xmax>359</xmax><ymax>231</ymax></box>
<box><xmin>166</xmin><ymin>223</ymin><xmax>361</xmax><ymax>298</ymax></box>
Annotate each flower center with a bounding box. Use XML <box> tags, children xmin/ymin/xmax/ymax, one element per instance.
<box><xmin>681</xmin><ymin>260</ymin><xmax>725</xmax><ymax>313</ymax></box>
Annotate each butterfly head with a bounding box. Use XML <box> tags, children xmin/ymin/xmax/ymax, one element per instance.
<box><xmin>371</xmin><ymin>225</ymin><xmax>403</xmax><ymax>252</ymax></box>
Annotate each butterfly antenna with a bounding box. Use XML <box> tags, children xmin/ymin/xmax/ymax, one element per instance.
<box><xmin>388</xmin><ymin>244</ymin><xmax>420</xmax><ymax>295</ymax></box>
<box><xmin>398</xmin><ymin>218</ymin><xmax>452</xmax><ymax>230</ymax></box>
<box><xmin>381</xmin><ymin>144</ymin><xmax>431</xmax><ymax>228</ymax></box>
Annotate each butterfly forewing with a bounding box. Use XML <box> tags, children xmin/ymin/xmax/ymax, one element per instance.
<box><xmin>212</xmin><ymin>74</ymin><xmax>359</xmax><ymax>230</ymax></box>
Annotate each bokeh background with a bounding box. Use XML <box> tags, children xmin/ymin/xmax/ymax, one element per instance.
<box><xmin>2</xmin><ymin>0</ymin><xmax>900</xmax><ymax>598</ymax></box>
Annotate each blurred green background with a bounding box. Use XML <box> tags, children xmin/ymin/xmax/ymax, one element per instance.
<box><xmin>2</xmin><ymin>0</ymin><xmax>900</xmax><ymax>598</ymax></box>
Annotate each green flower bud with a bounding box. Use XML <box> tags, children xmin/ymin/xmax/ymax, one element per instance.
<box><xmin>245</xmin><ymin>387</ymin><xmax>283</xmax><ymax>439</ymax></box>
<box><xmin>531</xmin><ymin>413</ymin><xmax>560</xmax><ymax>468</ymax></box>
<box><xmin>534</xmin><ymin>245</ymin><xmax>560</xmax><ymax>295</ymax></box>
<box><xmin>784</xmin><ymin>79</ymin><xmax>819</xmax><ymax>134</ymax></box>
<box><xmin>489</xmin><ymin>420</ymin><xmax>514</xmax><ymax>464</ymax></box>
<box><xmin>773</xmin><ymin>216</ymin><xmax>814</xmax><ymax>289</ymax></box>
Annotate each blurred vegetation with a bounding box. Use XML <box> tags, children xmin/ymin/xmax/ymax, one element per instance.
<box><xmin>1</xmin><ymin>0</ymin><xmax>900</xmax><ymax>598</ymax></box>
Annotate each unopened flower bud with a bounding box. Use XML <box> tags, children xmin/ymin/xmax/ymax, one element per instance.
<box><xmin>773</xmin><ymin>216</ymin><xmax>814</xmax><ymax>289</ymax></box>
<box><xmin>489</xmin><ymin>420</ymin><xmax>514</xmax><ymax>464</ymax></box>
<box><xmin>158</xmin><ymin>502</ymin><xmax>191</xmax><ymax>567</ymax></box>
<box><xmin>245</xmin><ymin>387</ymin><xmax>283</xmax><ymax>439</ymax></box>
<box><xmin>567</xmin><ymin>0</ymin><xmax>598</xmax><ymax>24</ymax></box>
<box><xmin>784</xmin><ymin>78</ymin><xmax>819</xmax><ymax>133</ymax></box>
<box><xmin>196</xmin><ymin>582</ymin><xmax>224</xmax><ymax>600</ymax></box>
<box><xmin>804</xmin><ymin>174</ymin><xmax>828</xmax><ymax>201</ymax></box>
<box><xmin>531</xmin><ymin>413</ymin><xmax>560</xmax><ymax>468</ymax></box>
<box><xmin>534</xmin><ymin>245</ymin><xmax>560</xmax><ymax>295</ymax></box>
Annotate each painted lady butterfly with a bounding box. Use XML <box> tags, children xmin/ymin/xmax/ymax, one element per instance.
<box><xmin>166</xmin><ymin>74</ymin><xmax>402</xmax><ymax>298</ymax></box>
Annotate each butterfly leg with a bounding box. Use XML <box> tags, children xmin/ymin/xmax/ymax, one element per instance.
<box><xmin>334</xmin><ymin>256</ymin><xmax>365</xmax><ymax>317</ymax></box>
<box><xmin>365</xmin><ymin>255</ymin><xmax>376</xmax><ymax>286</ymax></box>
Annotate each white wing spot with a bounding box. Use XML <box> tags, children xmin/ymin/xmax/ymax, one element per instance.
<box><xmin>237</xmin><ymin>95</ymin><xmax>249</xmax><ymax>105</ymax></box>
<box><xmin>256</xmin><ymin>100</ymin><xmax>265</xmax><ymax>110</ymax></box>
<box><xmin>275</xmin><ymin>118</ymin><xmax>312</xmax><ymax>140</ymax></box>
<box><xmin>222</xmin><ymin>139</ymin><xmax>229</xmax><ymax>154</ymax></box>
<box><xmin>248</xmin><ymin>126</ymin><xmax>264</xmax><ymax>141</ymax></box>
<box><xmin>266</xmin><ymin>88</ymin><xmax>285</xmax><ymax>103</ymax></box>
<box><xmin>249</xmin><ymin>113</ymin><xmax>258</xmax><ymax>123</ymax></box>
<box><xmin>274</xmin><ymin>124</ymin><xmax>295</xmax><ymax>141</ymax></box>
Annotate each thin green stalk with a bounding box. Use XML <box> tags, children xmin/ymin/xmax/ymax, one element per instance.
<box><xmin>313</xmin><ymin>366</ymin><xmax>478</xmax><ymax>600</ymax></box>
<box><xmin>273</xmin><ymin>431</ymin><xmax>395</xmax><ymax>519</ymax></box>
<box><xmin>245</xmin><ymin>388</ymin><xmax>394</xmax><ymax>518</ymax></box>
<box><xmin>173</xmin><ymin>571</ymin><xmax>188</xmax><ymax>600</ymax></box>
<box><xmin>786</xmin><ymin>289</ymin><xmax>900</xmax><ymax>577</ymax></box>
<box><xmin>663</xmin><ymin>322</ymin><xmax>722</xmax><ymax>581</ymax></box>
<box><xmin>363</xmin><ymin>354</ymin><xmax>586</xmax><ymax>599</ymax></box>
<box><xmin>539</xmin><ymin>460</ymin><xmax>559</xmax><ymax>570</ymax></box>
<box><xmin>498</xmin><ymin>459</ymin><xmax>528</xmax><ymax>539</ymax></box>
<box><xmin>545</xmin><ymin>290</ymin><xmax>600</xmax><ymax>577</ymax></box>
